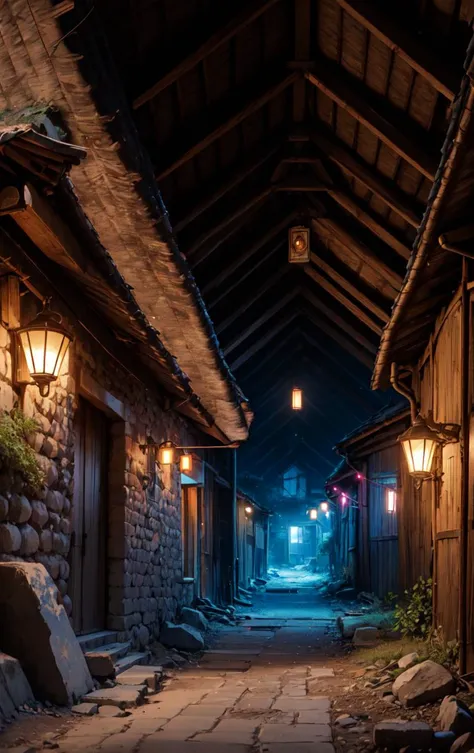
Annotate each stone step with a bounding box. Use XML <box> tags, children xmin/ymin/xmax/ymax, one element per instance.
<box><xmin>77</xmin><ymin>631</ymin><xmax>119</xmax><ymax>653</ymax></box>
<box><xmin>82</xmin><ymin>684</ymin><xmax>147</xmax><ymax>709</ymax></box>
<box><xmin>84</xmin><ymin>642</ymin><xmax>132</xmax><ymax>678</ymax></box>
<box><xmin>115</xmin><ymin>651</ymin><xmax>151</xmax><ymax>675</ymax></box>
<box><xmin>116</xmin><ymin>664</ymin><xmax>163</xmax><ymax>691</ymax></box>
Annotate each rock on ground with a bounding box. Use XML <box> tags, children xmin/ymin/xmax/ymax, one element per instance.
<box><xmin>82</xmin><ymin>684</ymin><xmax>147</xmax><ymax>709</ymax></box>
<box><xmin>392</xmin><ymin>660</ymin><xmax>455</xmax><ymax>707</ymax></box>
<box><xmin>438</xmin><ymin>696</ymin><xmax>474</xmax><ymax>736</ymax></box>
<box><xmin>0</xmin><ymin>562</ymin><xmax>93</xmax><ymax>705</ymax></box>
<box><xmin>0</xmin><ymin>652</ymin><xmax>34</xmax><ymax>712</ymax></box>
<box><xmin>353</xmin><ymin>626</ymin><xmax>379</xmax><ymax>646</ymax></box>
<box><xmin>180</xmin><ymin>607</ymin><xmax>208</xmax><ymax>632</ymax></box>
<box><xmin>433</xmin><ymin>731</ymin><xmax>457</xmax><ymax>750</ymax></box>
<box><xmin>450</xmin><ymin>733</ymin><xmax>474</xmax><ymax>753</ymax></box>
<box><xmin>71</xmin><ymin>702</ymin><xmax>98</xmax><ymax>716</ymax></box>
<box><xmin>159</xmin><ymin>621</ymin><xmax>204</xmax><ymax>652</ymax></box>
<box><xmin>399</xmin><ymin>652</ymin><xmax>419</xmax><ymax>670</ymax></box>
<box><xmin>373</xmin><ymin>720</ymin><xmax>433</xmax><ymax>749</ymax></box>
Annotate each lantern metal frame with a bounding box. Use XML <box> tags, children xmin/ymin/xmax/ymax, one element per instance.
<box><xmin>16</xmin><ymin>299</ymin><xmax>72</xmax><ymax>397</ymax></box>
<box><xmin>398</xmin><ymin>414</ymin><xmax>460</xmax><ymax>488</ymax></box>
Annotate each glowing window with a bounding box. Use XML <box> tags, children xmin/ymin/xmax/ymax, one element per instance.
<box><xmin>290</xmin><ymin>526</ymin><xmax>303</xmax><ymax>544</ymax></box>
<box><xmin>386</xmin><ymin>489</ymin><xmax>396</xmax><ymax>513</ymax></box>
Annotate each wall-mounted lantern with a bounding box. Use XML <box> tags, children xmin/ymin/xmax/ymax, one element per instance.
<box><xmin>386</xmin><ymin>489</ymin><xmax>396</xmax><ymax>514</ymax></box>
<box><xmin>17</xmin><ymin>299</ymin><xmax>72</xmax><ymax>397</ymax></box>
<box><xmin>320</xmin><ymin>501</ymin><xmax>328</xmax><ymax>513</ymax></box>
<box><xmin>292</xmin><ymin>387</ymin><xmax>303</xmax><ymax>410</ymax></box>
<box><xmin>398</xmin><ymin>416</ymin><xmax>440</xmax><ymax>481</ymax></box>
<box><xmin>245</xmin><ymin>505</ymin><xmax>253</xmax><ymax>515</ymax></box>
<box><xmin>308</xmin><ymin>508</ymin><xmax>318</xmax><ymax>520</ymax></box>
<box><xmin>159</xmin><ymin>440</ymin><xmax>175</xmax><ymax>466</ymax></box>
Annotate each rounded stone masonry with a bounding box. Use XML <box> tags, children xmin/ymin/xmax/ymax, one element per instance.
<box><xmin>0</xmin><ymin>495</ymin><xmax>8</xmax><ymax>522</ymax></box>
<box><xmin>0</xmin><ymin>523</ymin><xmax>21</xmax><ymax>553</ymax></box>
<box><xmin>9</xmin><ymin>494</ymin><xmax>32</xmax><ymax>524</ymax></box>
<box><xmin>19</xmin><ymin>524</ymin><xmax>39</xmax><ymax>556</ymax></box>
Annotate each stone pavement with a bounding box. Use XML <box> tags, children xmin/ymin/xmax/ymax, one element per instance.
<box><xmin>53</xmin><ymin>615</ymin><xmax>337</xmax><ymax>753</ymax></box>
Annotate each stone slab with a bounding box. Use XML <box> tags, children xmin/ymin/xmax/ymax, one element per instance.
<box><xmin>194</xmin><ymin>718</ymin><xmax>258</xmax><ymax>744</ymax></box>
<box><xmin>273</xmin><ymin>697</ymin><xmax>331</xmax><ymax>712</ymax></box>
<box><xmin>260</xmin><ymin>723</ymin><xmax>332</xmax><ymax>743</ymax></box>
<box><xmin>83</xmin><ymin>684</ymin><xmax>147</xmax><ymax>708</ymax></box>
<box><xmin>71</xmin><ymin>702</ymin><xmax>98</xmax><ymax>716</ymax></box>
<box><xmin>116</xmin><ymin>665</ymin><xmax>162</xmax><ymax>691</ymax></box>
<box><xmin>139</xmin><ymin>740</ymin><xmax>251</xmax><ymax>753</ymax></box>
<box><xmin>297</xmin><ymin>710</ymin><xmax>331</xmax><ymax>724</ymax></box>
<box><xmin>0</xmin><ymin>563</ymin><xmax>93</xmax><ymax>705</ymax></box>
<box><xmin>261</xmin><ymin>745</ymin><xmax>335</xmax><ymax>753</ymax></box>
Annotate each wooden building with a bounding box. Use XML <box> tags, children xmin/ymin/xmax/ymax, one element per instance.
<box><xmin>0</xmin><ymin>118</ymin><xmax>250</xmax><ymax>655</ymax></box>
<box><xmin>327</xmin><ymin>404</ymin><xmax>417</xmax><ymax>597</ymax></box>
<box><xmin>237</xmin><ymin>490</ymin><xmax>270</xmax><ymax>591</ymax></box>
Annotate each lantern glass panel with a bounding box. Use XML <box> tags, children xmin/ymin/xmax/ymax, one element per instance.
<box><xmin>160</xmin><ymin>446</ymin><xmax>174</xmax><ymax>465</ymax></box>
<box><xmin>309</xmin><ymin>508</ymin><xmax>317</xmax><ymax>520</ymax></box>
<box><xmin>180</xmin><ymin>454</ymin><xmax>192</xmax><ymax>472</ymax></box>
<box><xmin>402</xmin><ymin>436</ymin><xmax>436</xmax><ymax>476</ymax></box>
<box><xmin>292</xmin><ymin>388</ymin><xmax>302</xmax><ymax>410</ymax></box>
<box><xmin>386</xmin><ymin>489</ymin><xmax>396</xmax><ymax>513</ymax></box>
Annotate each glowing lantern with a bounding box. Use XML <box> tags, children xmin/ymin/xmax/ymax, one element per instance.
<box><xmin>159</xmin><ymin>441</ymin><xmax>175</xmax><ymax>465</ymax></box>
<box><xmin>399</xmin><ymin>416</ymin><xmax>439</xmax><ymax>480</ymax></box>
<box><xmin>341</xmin><ymin>494</ymin><xmax>347</xmax><ymax>506</ymax></box>
<box><xmin>17</xmin><ymin>300</ymin><xmax>71</xmax><ymax>397</ymax></box>
<box><xmin>288</xmin><ymin>226</ymin><xmax>310</xmax><ymax>263</ymax></box>
<box><xmin>245</xmin><ymin>505</ymin><xmax>253</xmax><ymax>514</ymax></box>
<box><xmin>180</xmin><ymin>453</ymin><xmax>192</xmax><ymax>473</ymax></box>
<box><xmin>320</xmin><ymin>502</ymin><xmax>328</xmax><ymax>513</ymax></box>
<box><xmin>386</xmin><ymin>489</ymin><xmax>396</xmax><ymax>513</ymax></box>
<box><xmin>292</xmin><ymin>387</ymin><xmax>303</xmax><ymax>410</ymax></box>
<box><xmin>309</xmin><ymin>508</ymin><xmax>318</xmax><ymax>520</ymax></box>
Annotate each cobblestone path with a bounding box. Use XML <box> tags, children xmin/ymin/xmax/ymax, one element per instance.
<box><xmin>56</xmin><ymin>615</ymin><xmax>337</xmax><ymax>753</ymax></box>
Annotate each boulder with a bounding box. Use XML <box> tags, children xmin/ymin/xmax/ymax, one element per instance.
<box><xmin>353</xmin><ymin>626</ymin><xmax>379</xmax><ymax>646</ymax></box>
<box><xmin>30</xmin><ymin>501</ymin><xmax>48</xmax><ymax>529</ymax></box>
<box><xmin>0</xmin><ymin>562</ymin><xmax>93</xmax><ymax>705</ymax></box>
<box><xmin>0</xmin><ymin>496</ymin><xmax>8</xmax><ymax>522</ymax></box>
<box><xmin>159</xmin><ymin>621</ymin><xmax>204</xmax><ymax>652</ymax></box>
<box><xmin>438</xmin><ymin>696</ymin><xmax>474</xmax><ymax>736</ymax></box>
<box><xmin>0</xmin><ymin>523</ymin><xmax>21</xmax><ymax>553</ymax></box>
<box><xmin>399</xmin><ymin>653</ymin><xmax>419</xmax><ymax>670</ymax></box>
<box><xmin>8</xmin><ymin>495</ymin><xmax>31</xmax><ymax>524</ymax></box>
<box><xmin>373</xmin><ymin>721</ymin><xmax>433</xmax><ymax>749</ymax></box>
<box><xmin>0</xmin><ymin>652</ymin><xmax>34</xmax><ymax>715</ymax></box>
<box><xmin>72</xmin><ymin>702</ymin><xmax>98</xmax><ymax>716</ymax></box>
<box><xmin>392</xmin><ymin>660</ymin><xmax>455</xmax><ymax>707</ymax></box>
<box><xmin>19</xmin><ymin>525</ymin><xmax>39</xmax><ymax>556</ymax></box>
<box><xmin>180</xmin><ymin>607</ymin><xmax>208</xmax><ymax>632</ymax></box>
<box><xmin>450</xmin><ymin>733</ymin><xmax>474</xmax><ymax>753</ymax></box>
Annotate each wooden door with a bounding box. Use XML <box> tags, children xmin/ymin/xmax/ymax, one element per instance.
<box><xmin>70</xmin><ymin>398</ymin><xmax>108</xmax><ymax>634</ymax></box>
<box><xmin>182</xmin><ymin>486</ymin><xmax>199</xmax><ymax>597</ymax></box>
<box><xmin>368</xmin><ymin>474</ymin><xmax>399</xmax><ymax>597</ymax></box>
<box><xmin>200</xmin><ymin>468</ymin><xmax>214</xmax><ymax>601</ymax></box>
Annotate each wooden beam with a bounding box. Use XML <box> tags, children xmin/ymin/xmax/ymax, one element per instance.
<box><xmin>334</xmin><ymin>0</ymin><xmax>459</xmax><ymax>102</ymax></box>
<box><xmin>313</xmin><ymin>216</ymin><xmax>403</xmax><ymax>293</ymax></box>
<box><xmin>224</xmin><ymin>287</ymin><xmax>300</xmax><ymax>356</ymax></box>
<box><xmin>310</xmin><ymin>128</ymin><xmax>422</xmax><ymax>228</ymax></box>
<box><xmin>204</xmin><ymin>211</ymin><xmax>296</xmax><ymax>296</ymax></box>
<box><xmin>216</xmin><ymin>266</ymin><xmax>287</xmax><ymax>334</ymax></box>
<box><xmin>328</xmin><ymin>188</ymin><xmax>411</xmax><ymax>260</ymax></box>
<box><xmin>275</xmin><ymin>175</ymin><xmax>327</xmax><ymax>191</ymax></box>
<box><xmin>155</xmin><ymin>71</ymin><xmax>297</xmax><ymax>180</ymax></box>
<box><xmin>300</xmin><ymin>330</ymin><xmax>370</xmax><ymax>390</ymax></box>
<box><xmin>304</xmin><ymin>265</ymin><xmax>382</xmax><ymax>335</ymax></box>
<box><xmin>305</xmin><ymin>64</ymin><xmax>438</xmax><ymax>180</ymax></box>
<box><xmin>173</xmin><ymin>137</ymin><xmax>282</xmax><ymax>233</ymax></box>
<box><xmin>293</xmin><ymin>0</ymin><xmax>311</xmax><ymax>122</ymax></box>
<box><xmin>51</xmin><ymin>0</ymin><xmax>74</xmax><ymax>18</ymax></box>
<box><xmin>133</xmin><ymin>0</ymin><xmax>281</xmax><ymax>109</ymax></box>
<box><xmin>309</xmin><ymin>250</ymin><xmax>389</xmax><ymax>323</ymax></box>
<box><xmin>187</xmin><ymin>186</ymin><xmax>273</xmax><ymax>257</ymax></box>
<box><xmin>303</xmin><ymin>288</ymin><xmax>377</xmax><ymax>354</ymax></box>
<box><xmin>230</xmin><ymin>312</ymin><xmax>299</xmax><ymax>371</ymax></box>
<box><xmin>239</xmin><ymin>330</ymin><xmax>296</xmax><ymax>382</ymax></box>
<box><xmin>302</xmin><ymin>295</ymin><xmax>374</xmax><ymax>368</ymax></box>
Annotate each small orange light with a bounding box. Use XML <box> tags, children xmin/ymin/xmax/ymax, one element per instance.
<box><xmin>292</xmin><ymin>387</ymin><xmax>302</xmax><ymax>410</ymax></box>
<box><xmin>159</xmin><ymin>441</ymin><xmax>175</xmax><ymax>465</ymax></box>
<box><xmin>309</xmin><ymin>508</ymin><xmax>317</xmax><ymax>520</ymax></box>
<box><xmin>320</xmin><ymin>501</ymin><xmax>328</xmax><ymax>513</ymax></box>
<box><xmin>245</xmin><ymin>505</ymin><xmax>253</xmax><ymax>514</ymax></box>
<box><xmin>180</xmin><ymin>454</ymin><xmax>192</xmax><ymax>473</ymax></box>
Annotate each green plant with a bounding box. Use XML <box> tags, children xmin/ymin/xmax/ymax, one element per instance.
<box><xmin>394</xmin><ymin>576</ymin><xmax>433</xmax><ymax>639</ymax></box>
<box><xmin>0</xmin><ymin>409</ymin><xmax>44</xmax><ymax>491</ymax></box>
<box><xmin>384</xmin><ymin>591</ymin><xmax>398</xmax><ymax>608</ymax></box>
<box><xmin>427</xmin><ymin>627</ymin><xmax>459</xmax><ymax>668</ymax></box>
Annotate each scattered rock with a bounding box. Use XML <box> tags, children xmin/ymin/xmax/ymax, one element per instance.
<box><xmin>373</xmin><ymin>720</ymin><xmax>433</xmax><ymax>749</ymax></box>
<box><xmin>353</xmin><ymin>627</ymin><xmax>379</xmax><ymax>646</ymax></box>
<box><xmin>450</xmin><ymin>733</ymin><xmax>474</xmax><ymax>753</ymax></box>
<box><xmin>336</xmin><ymin>715</ymin><xmax>358</xmax><ymax>728</ymax></box>
<box><xmin>392</xmin><ymin>660</ymin><xmax>455</xmax><ymax>707</ymax></box>
<box><xmin>71</xmin><ymin>702</ymin><xmax>98</xmax><ymax>716</ymax></box>
<box><xmin>433</xmin><ymin>731</ymin><xmax>457</xmax><ymax>751</ymax></box>
<box><xmin>438</xmin><ymin>696</ymin><xmax>474</xmax><ymax>736</ymax></box>
<box><xmin>180</xmin><ymin>607</ymin><xmax>208</xmax><ymax>632</ymax></box>
<box><xmin>0</xmin><ymin>652</ymin><xmax>34</xmax><ymax>712</ymax></box>
<box><xmin>159</xmin><ymin>622</ymin><xmax>204</xmax><ymax>652</ymax></box>
<box><xmin>399</xmin><ymin>653</ymin><xmax>419</xmax><ymax>670</ymax></box>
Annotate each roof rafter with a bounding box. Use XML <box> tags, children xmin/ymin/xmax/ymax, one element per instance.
<box><xmin>308</xmin><ymin>250</ymin><xmax>389</xmax><ymax>323</ymax></box>
<box><xmin>303</xmin><ymin>264</ymin><xmax>382</xmax><ymax>335</ymax></box>
<box><xmin>303</xmin><ymin>288</ymin><xmax>377</xmax><ymax>355</ymax></box>
<box><xmin>155</xmin><ymin>70</ymin><xmax>297</xmax><ymax>180</ymax></box>
<box><xmin>301</xmin><ymin>298</ymin><xmax>374</xmax><ymax>368</ymax></box>
<box><xmin>310</xmin><ymin>128</ymin><xmax>422</xmax><ymax>227</ymax></box>
<box><xmin>335</xmin><ymin>0</ymin><xmax>459</xmax><ymax>102</ymax></box>
<box><xmin>305</xmin><ymin>62</ymin><xmax>438</xmax><ymax>180</ymax></box>
<box><xmin>300</xmin><ymin>329</ymin><xmax>370</xmax><ymax>390</ymax></box>
<box><xmin>133</xmin><ymin>0</ymin><xmax>282</xmax><ymax>109</ymax></box>
<box><xmin>205</xmin><ymin>211</ymin><xmax>296</xmax><ymax>297</ymax></box>
<box><xmin>216</xmin><ymin>266</ymin><xmax>288</xmax><ymax>334</ymax></box>
<box><xmin>223</xmin><ymin>287</ymin><xmax>300</xmax><ymax>356</ymax></box>
<box><xmin>230</xmin><ymin>312</ymin><xmax>299</xmax><ymax>371</ymax></box>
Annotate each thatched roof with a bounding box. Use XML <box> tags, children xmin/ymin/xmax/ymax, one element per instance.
<box><xmin>372</xmin><ymin>35</ymin><xmax>474</xmax><ymax>388</ymax></box>
<box><xmin>0</xmin><ymin>123</ymin><xmax>86</xmax><ymax>183</ymax></box>
<box><xmin>0</xmin><ymin>0</ymin><xmax>251</xmax><ymax>443</ymax></box>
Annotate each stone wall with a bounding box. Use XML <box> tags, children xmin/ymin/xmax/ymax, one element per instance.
<box><xmin>0</xmin><ymin>315</ymin><xmax>198</xmax><ymax>647</ymax></box>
